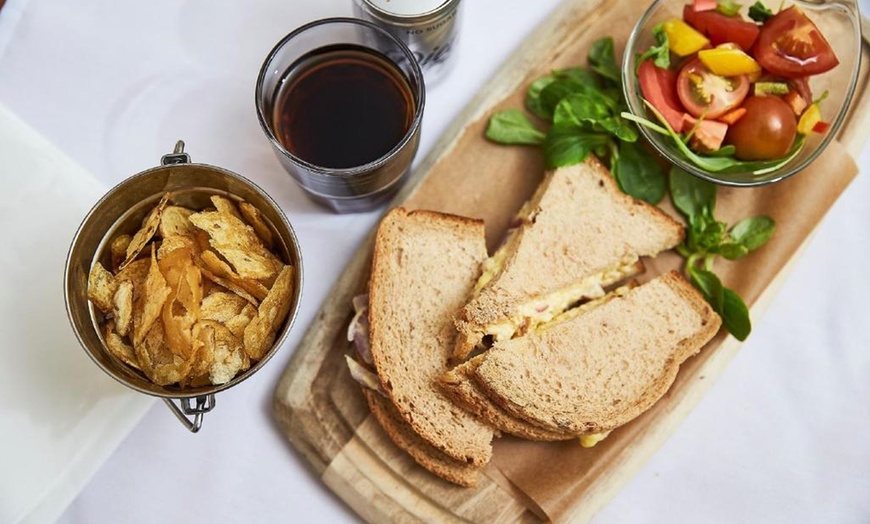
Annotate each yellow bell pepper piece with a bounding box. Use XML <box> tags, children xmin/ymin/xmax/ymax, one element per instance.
<box><xmin>797</xmin><ymin>103</ymin><xmax>822</xmax><ymax>135</ymax></box>
<box><xmin>662</xmin><ymin>19</ymin><xmax>710</xmax><ymax>57</ymax></box>
<box><xmin>698</xmin><ymin>47</ymin><xmax>761</xmax><ymax>77</ymax></box>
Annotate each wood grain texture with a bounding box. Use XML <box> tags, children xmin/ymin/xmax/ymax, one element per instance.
<box><xmin>273</xmin><ymin>0</ymin><xmax>870</xmax><ymax>521</ymax></box>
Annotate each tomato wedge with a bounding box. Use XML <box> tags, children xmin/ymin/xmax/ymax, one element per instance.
<box><xmin>676</xmin><ymin>57</ymin><xmax>750</xmax><ymax>119</ymax></box>
<box><xmin>754</xmin><ymin>7</ymin><xmax>839</xmax><ymax>78</ymax></box>
<box><xmin>638</xmin><ymin>59</ymin><xmax>687</xmax><ymax>132</ymax></box>
<box><xmin>683</xmin><ymin>4</ymin><xmax>760</xmax><ymax>51</ymax></box>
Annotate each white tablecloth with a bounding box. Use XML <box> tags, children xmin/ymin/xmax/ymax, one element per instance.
<box><xmin>1</xmin><ymin>0</ymin><xmax>868</xmax><ymax>522</ymax></box>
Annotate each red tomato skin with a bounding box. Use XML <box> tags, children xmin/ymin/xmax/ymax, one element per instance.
<box><xmin>676</xmin><ymin>58</ymin><xmax>750</xmax><ymax>119</ymax></box>
<box><xmin>638</xmin><ymin>59</ymin><xmax>687</xmax><ymax>132</ymax></box>
<box><xmin>753</xmin><ymin>7</ymin><xmax>839</xmax><ymax>78</ymax></box>
<box><xmin>683</xmin><ymin>4</ymin><xmax>760</xmax><ymax>51</ymax></box>
<box><xmin>725</xmin><ymin>96</ymin><xmax>797</xmax><ymax>160</ymax></box>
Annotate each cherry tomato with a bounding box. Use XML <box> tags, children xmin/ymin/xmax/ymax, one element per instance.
<box><xmin>683</xmin><ymin>4</ymin><xmax>760</xmax><ymax>51</ymax></box>
<box><xmin>753</xmin><ymin>6</ymin><xmax>839</xmax><ymax>78</ymax></box>
<box><xmin>676</xmin><ymin>58</ymin><xmax>750</xmax><ymax>119</ymax></box>
<box><xmin>638</xmin><ymin>59</ymin><xmax>687</xmax><ymax>132</ymax></box>
<box><xmin>725</xmin><ymin>96</ymin><xmax>797</xmax><ymax>160</ymax></box>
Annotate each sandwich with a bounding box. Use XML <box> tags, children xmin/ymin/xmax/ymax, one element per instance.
<box><xmin>347</xmin><ymin>207</ymin><xmax>494</xmax><ymax>486</ymax></box>
<box><xmin>469</xmin><ymin>271</ymin><xmax>721</xmax><ymax>436</ymax></box>
<box><xmin>452</xmin><ymin>157</ymin><xmax>684</xmax><ymax>361</ymax></box>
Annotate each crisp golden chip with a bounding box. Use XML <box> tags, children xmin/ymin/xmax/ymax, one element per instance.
<box><xmin>199</xmin><ymin>250</ymin><xmax>269</xmax><ymax>301</ymax></box>
<box><xmin>120</xmin><ymin>192</ymin><xmax>170</xmax><ymax>270</ymax></box>
<box><xmin>158</xmin><ymin>205</ymin><xmax>196</xmax><ymax>238</ymax></box>
<box><xmin>110</xmin><ymin>234</ymin><xmax>132</xmax><ymax>272</ymax></box>
<box><xmin>188</xmin><ymin>210</ymin><xmax>282</xmax><ymax>281</ymax></box>
<box><xmin>238</xmin><ymin>201</ymin><xmax>274</xmax><ymax>250</ymax></box>
<box><xmin>187</xmin><ymin>321</ymin><xmax>217</xmax><ymax>386</ymax></box>
<box><xmin>157</xmin><ymin>234</ymin><xmax>198</xmax><ymax>260</ymax></box>
<box><xmin>105</xmin><ymin>321</ymin><xmax>140</xmax><ymax>371</ymax></box>
<box><xmin>115</xmin><ymin>258</ymin><xmax>150</xmax><ymax>291</ymax></box>
<box><xmin>87</xmin><ymin>262</ymin><xmax>118</xmax><ymax>314</ymax></box>
<box><xmin>225</xmin><ymin>303</ymin><xmax>257</xmax><ymax>339</ymax></box>
<box><xmin>132</xmin><ymin>246</ymin><xmax>171</xmax><ymax>347</ymax></box>
<box><xmin>160</xmin><ymin>253</ymin><xmax>201</xmax><ymax>360</ymax></box>
<box><xmin>112</xmin><ymin>280</ymin><xmax>134</xmax><ymax>337</ymax></box>
<box><xmin>162</xmin><ymin>301</ymin><xmax>194</xmax><ymax>359</ymax></box>
<box><xmin>206</xmin><ymin>320</ymin><xmax>249</xmax><ymax>384</ymax></box>
<box><xmin>210</xmin><ymin>195</ymin><xmax>242</xmax><ymax>219</ymax></box>
<box><xmin>135</xmin><ymin>322</ymin><xmax>192</xmax><ymax>386</ymax></box>
<box><xmin>201</xmin><ymin>292</ymin><xmax>248</xmax><ymax>323</ymax></box>
<box><xmin>199</xmin><ymin>267</ymin><xmax>259</xmax><ymax>306</ymax></box>
<box><xmin>243</xmin><ymin>265</ymin><xmax>294</xmax><ymax>360</ymax></box>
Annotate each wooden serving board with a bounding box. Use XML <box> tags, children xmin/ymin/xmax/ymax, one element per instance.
<box><xmin>273</xmin><ymin>0</ymin><xmax>870</xmax><ymax>521</ymax></box>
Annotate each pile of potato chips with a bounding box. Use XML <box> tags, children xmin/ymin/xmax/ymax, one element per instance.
<box><xmin>87</xmin><ymin>192</ymin><xmax>295</xmax><ymax>387</ymax></box>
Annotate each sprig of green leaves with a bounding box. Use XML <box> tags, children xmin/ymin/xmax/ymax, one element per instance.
<box><xmin>748</xmin><ymin>1</ymin><xmax>774</xmax><ymax>23</ymax></box>
<box><xmin>669</xmin><ymin>166</ymin><xmax>775</xmax><ymax>340</ymax></box>
<box><xmin>485</xmin><ymin>37</ymin><xmax>666</xmax><ymax>204</ymax></box>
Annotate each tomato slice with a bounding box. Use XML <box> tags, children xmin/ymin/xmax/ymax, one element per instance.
<box><xmin>683</xmin><ymin>4</ymin><xmax>760</xmax><ymax>51</ymax></box>
<box><xmin>754</xmin><ymin>7</ymin><xmax>839</xmax><ymax>78</ymax></box>
<box><xmin>638</xmin><ymin>59</ymin><xmax>687</xmax><ymax>132</ymax></box>
<box><xmin>676</xmin><ymin>57</ymin><xmax>750</xmax><ymax>119</ymax></box>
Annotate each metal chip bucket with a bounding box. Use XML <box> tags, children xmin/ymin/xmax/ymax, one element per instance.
<box><xmin>64</xmin><ymin>141</ymin><xmax>303</xmax><ymax>432</ymax></box>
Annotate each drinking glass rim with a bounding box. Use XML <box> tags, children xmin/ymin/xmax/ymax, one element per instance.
<box><xmin>255</xmin><ymin>17</ymin><xmax>426</xmax><ymax>179</ymax></box>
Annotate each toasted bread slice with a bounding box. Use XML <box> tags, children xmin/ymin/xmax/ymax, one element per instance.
<box><xmin>472</xmin><ymin>271</ymin><xmax>721</xmax><ymax>435</ymax></box>
<box><xmin>453</xmin><ymin>157</ymin><xmax>683</xmax><ymax>360</ymax></box>
<box><xmin>368</xmin><ymin>208</ymin><xmax>494</xmax><ymax>467</ymax></box>
<box><xmin>362</xmin><ymin>389</ymin><xmax>480</xmax><ymax>487</ymax></box>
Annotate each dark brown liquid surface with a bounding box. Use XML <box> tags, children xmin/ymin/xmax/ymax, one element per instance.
<box><xmin>273</xmin><ymin>45</ymin><xmax>414</xmax><ymax>169</ymax></box>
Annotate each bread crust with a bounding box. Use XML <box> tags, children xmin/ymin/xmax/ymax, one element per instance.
<box><xmin>362</xmin><ymin>388</ymin><xmax>480</xmax><ymax>487</ymax></box>
<box><xmin>472</xmin><ymin>271</ymin><xmax>721</xmax><ymax>434</ymax></box>
<box><xmin>439</xmin><ymin>357</ymin><xmax>575</xmax><ymax>441</ymax></box>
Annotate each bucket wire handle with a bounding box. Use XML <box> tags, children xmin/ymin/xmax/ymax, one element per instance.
<box><xmin>161</xmin><ymin>140</ymin><xmax>191</xmax><ymax>165</ymax></box>
<box><xmin>164</xmin><ymin>395</ymin><xmax>216</xmax><ymax>433</ymax></box>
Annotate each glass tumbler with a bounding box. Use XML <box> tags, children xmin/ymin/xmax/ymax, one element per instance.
<box><xmin>255</xmin><ymin>18</ymin><xmax>426</xmax><ymax>213</ymax></box>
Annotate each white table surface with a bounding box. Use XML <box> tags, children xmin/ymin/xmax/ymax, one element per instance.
<box><xmin>2</xmin><ymin>0</ymin><xmax>869</xmax><ymax>522</ymax></box>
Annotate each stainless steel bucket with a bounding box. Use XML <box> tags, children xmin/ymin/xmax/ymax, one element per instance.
<box><xmin>64</xmin><ymin>141</ymin><xmax>304</xmax><ymax>432</ymax></box>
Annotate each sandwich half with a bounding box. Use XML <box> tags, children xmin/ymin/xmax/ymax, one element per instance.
<box><xmin>471</xmin><ymin>271</ymin><xmax>721</xmax><ymax>435</ymax></box>
<box><xmin>453</xmin><ymin>157</ymin><xmax>684</xmax><ymax>361</ymax></box>
<box><xmin>364</xmin><ymin>207</ymin><xmax>494</xmax><ymax>482</ymax></box>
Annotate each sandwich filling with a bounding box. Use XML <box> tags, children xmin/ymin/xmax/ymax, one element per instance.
<box><xmin>474</xmin><ymin>253</ymin><xmax>643</xmax><ymax>343</ymax></box>
<box><xmin>345</xmin><ymin>294</ymin><xmax>386</xmax><ymax>396</ymax></box>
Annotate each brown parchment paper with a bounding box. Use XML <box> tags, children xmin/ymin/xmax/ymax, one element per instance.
<box><xmin>487</xmin><ymin>140</ymin><xmax>858</xmax><ymax>522</ymax></box>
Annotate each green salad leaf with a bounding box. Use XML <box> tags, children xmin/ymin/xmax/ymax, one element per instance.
<box><xmin>748</xmin><ymin>1</ymin><xmax>774</xmax><ymax>22</ymax></box>
<box><xmin>487</xmin><ymin>37</ymin><xmax>665</xmax><ymax>204</ymax></box>
<box><xmin>485</xmin><ymin>109</ymin><xmax>545</xmax><ymax>145</ymax></box>
<box><xmin>669</xmin><ymin>166</ymin><xmax>775</xmax><ymax>341</ymax></box>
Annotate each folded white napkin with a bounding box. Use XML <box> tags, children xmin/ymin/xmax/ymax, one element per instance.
<box><xmin>0</xmin><ymin>103</ymin><xmax>153</xmax><ymax>524</ymax></box>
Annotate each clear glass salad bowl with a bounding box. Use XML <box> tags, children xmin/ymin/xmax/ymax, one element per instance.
<box><xmin>622</xmin><ymin>0</ymin><xmax>862</xmax><ymax>186</ymax></box>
